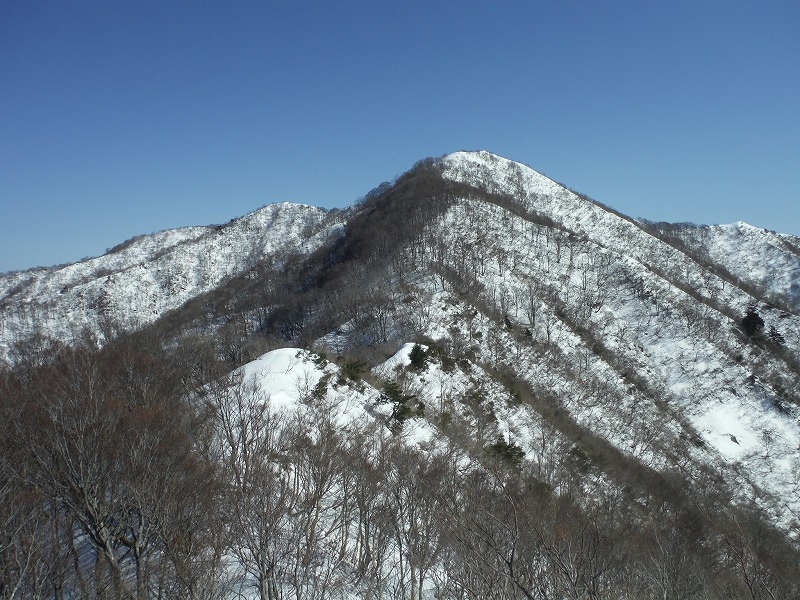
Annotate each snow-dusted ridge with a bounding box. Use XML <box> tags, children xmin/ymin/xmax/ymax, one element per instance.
<box><xmin>5</xmin><ymin>150</ymin><xmax>800</xmax><ymax>597</ymax></box>
<box><xmin>3</xmin><ymin>151</ymin><xmax>799</xmax><ymax>525</ymax></box>
<box><xmin>676</xmin><ymin>221</ymin><xmax>800</xmax><ymax>309</ymax></box>
<box><xmin>0</xmin><ymin>202</ymin><xmax>330</xmax><ymax>361</ymax></box>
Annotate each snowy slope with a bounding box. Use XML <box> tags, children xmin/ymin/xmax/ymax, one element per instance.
<box><xmin>4</xmin><ymin>150</ymin><xmax>799</xmax><ymax>533</ymax></box>
<box><xmin>429</xmin><ymin>154</ymin><xmax>800</xmax><ymax>532</ymax></box>
<box><xmin>674</xmin><ymin>221</ymin><xmax>800</xmax><ymax>309</ymax></box>
<box><xmin>440</xmin><ymin>152</ymin><xmax>758</xmax><ymax>315</ymax></box>
<box><xmin>6</xmin><ymin>150</ymin><xmax>800</xmax><ymax>598</ymax></box>
<box><xmin>229</xmin><ymin>345</ymin><xmax>443</xmax><ymax>449</ymax></box>
<box><xmin>0</xmin><ymin>202</ymin><xmax>330</xmax><ymax>362</ymax></box>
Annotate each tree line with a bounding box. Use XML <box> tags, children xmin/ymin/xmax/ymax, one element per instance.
<box><xmin>2</xmin><ymin>331</ymin><xmax>799</xmax><ymax>599</ymax></box>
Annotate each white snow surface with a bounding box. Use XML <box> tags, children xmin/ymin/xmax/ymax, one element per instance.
<box><xmin>231</xmin><ymin>346</ymin><xmax>442</xmax><ymax>449</ymax></box>
<box><xmin>234</xmin><ymin>348</ymin><xmax>378</xmax><ymax>429</ymax></box>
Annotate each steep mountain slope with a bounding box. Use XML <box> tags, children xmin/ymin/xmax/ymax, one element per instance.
<box><xmin>3</xmin><ymin>151</ymin><xmax>800</xmax><ymax>598</ymax></box>
<box><xmin>648</xmin><ymin>220</ymin><xmax>800</xmax><ymax>309</ymax></box>
<box><xmin>304</xmin><ymin>151</ymin><xmax>800</xmax><ymax>544</ymax></box>
<box><xmin>0</xmin><ymin>202</ymin><xmax>330</xmax><ymax>362</ymax></box>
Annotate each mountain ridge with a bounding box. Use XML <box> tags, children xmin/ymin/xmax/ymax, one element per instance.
<box><xmin>3</xmin><ymin>152</ymin><xmax>800</xmax><ymax>520</ymax></box>
<box><xmin>0</xmin><ymin>201</ymin><xmax>331</xmax><ymax>359</ymax></box>
<box><xmin>3</xmin><ymin>150</ymin><xmax>800</xmax><ymax>597</ymax></box>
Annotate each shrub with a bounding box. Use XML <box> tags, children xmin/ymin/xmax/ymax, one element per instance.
<box><xmin>568</xmin><ymin>445</ymin><xmax>592</xmax><ymax>474</ymax></box>
<box><xmin>485</xmin><ymin>436</ymin><xmax>525</xmax><ymax>468</ymax></box>
<box><xmin>312</xmin><ymin>374</ymin><xmax>329</xmax><ymax>401</ymax></box>
<box><xmin>382</xmin><ymin>381</ymin><xmax>424</xmax><ymax>431</ymax></box>
<box><xmin>338</xmin><ymin>359</ymin><xmax>366</xmax><ymax>384</ymax></box>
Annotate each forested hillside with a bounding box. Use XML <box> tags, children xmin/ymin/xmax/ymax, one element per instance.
<box><xmin>2</xmin><ymin>151</ymin><xmax>799</xmax><ymax>599</ymax></box>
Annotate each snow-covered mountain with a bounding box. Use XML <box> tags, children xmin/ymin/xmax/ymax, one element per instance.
<box><xmin>651</xmin><ymin>220</ymin><xmax>800</xmax><ymax>308</ymax></box>
<box><xmin>0</xmin><ymin>201</ymin><xmax>331</xmax><ymax>360</ymax></box>
<box><xmin>3</xmin><ymin>151</ymin><xmax>800</xmax><ymax>598</ymax></box>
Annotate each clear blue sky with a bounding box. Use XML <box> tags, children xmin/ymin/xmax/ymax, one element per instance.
<box><xmin>2</xmin><ymin>1</ymin><xmax>799</xmax><ymax>272</ymax></box>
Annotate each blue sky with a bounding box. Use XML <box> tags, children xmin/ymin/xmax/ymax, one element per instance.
<box><xmin>2</xmin><ymin>1</ymin><xmax>799</xmax><ymax>272</ymax></box>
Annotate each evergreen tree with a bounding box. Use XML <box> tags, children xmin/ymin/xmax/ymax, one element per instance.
<box><xmin>409</xmin><ymin>343</ymin><xmax>428</xmax><ymax>370</ymax></box>
<box><xmin>768</xmin><ymin>325</ymin><xmax>785</xmax><ymax>346</ymax></box>
<box><xmin>741</xmin><ymin>305</ymin><xmax>765</xmax><ymax>337</ymax></box>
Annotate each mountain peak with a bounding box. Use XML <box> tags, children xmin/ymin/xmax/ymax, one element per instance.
<box><xmin>3</xmin><ymin>151</ymin><xmax>800</xmax><ymax>596</ymax></box>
